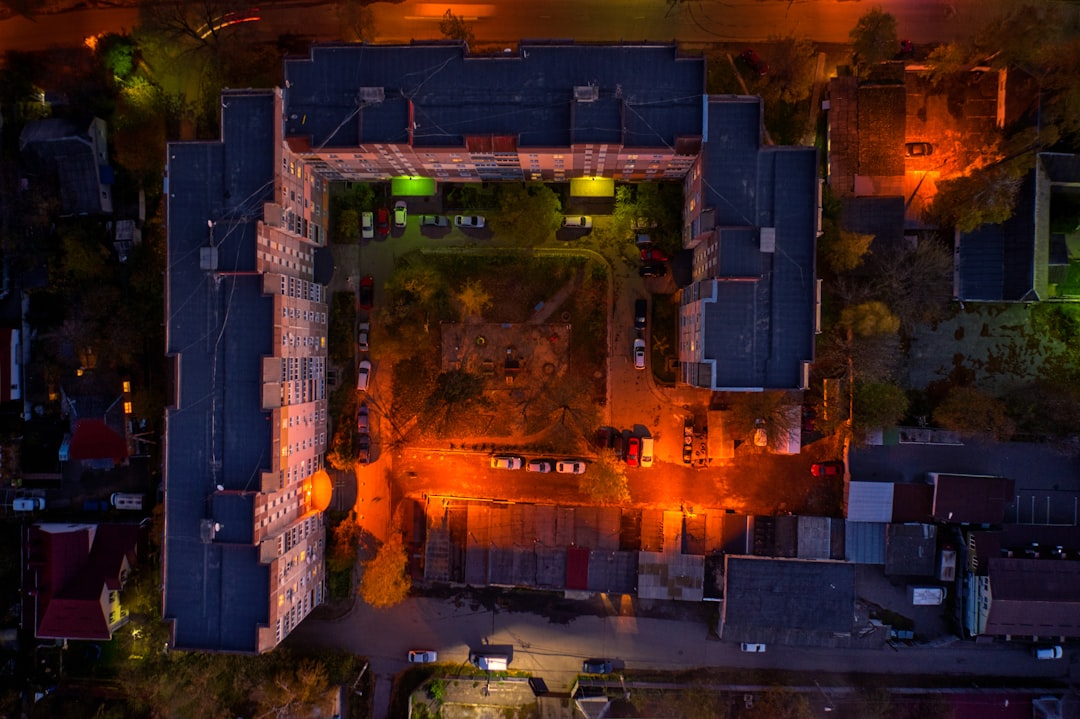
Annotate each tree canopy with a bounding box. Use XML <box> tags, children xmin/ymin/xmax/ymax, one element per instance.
<box><xmin>849</xmin><ymin>6</ymin><xmax>898</xmax><ymax>69</ymax></box>
<box><xmin>360</xmin><ymin>533</ymin><xmax>411</xmax><ymax>608</ymax></box>
<box><xmin>491</xmin><ymin>183</ymin><xmax>562</xmax><ymax>246</ymax></box>
<box><xmin>580</xmin><ymin>450</ymin><xmax>630</xmax><ymax>505</ymax></box>
<box><xmin>933</xmin><ymin>386</ymin><xmax>1015</xmax><ymax>440</ymax></box>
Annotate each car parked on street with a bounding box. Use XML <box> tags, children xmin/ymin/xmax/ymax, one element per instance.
<box><xmin>357</xmin><ymin>322</ymin><xmax>370</xmax><ymax>352</ymax></box>
<box><xmin>526</xmin><ymin>459</ymin><xmax>553</xmax><ymax>473</ymax></box>
<box><xmin>491</xmin><ymin>455</ymin><xmax>524</xmax><ymax>470</ymax></box>
<box><xmin>905</xmin><ymin>142</ymin><xmax>933</xmax><ymax>157</ymax></box>
<box><xmin>361</xmin><ymin>211</ymin><xmax>374</xmax><ymax>239</ymax></box>
<box><xmin>356</xmin><ymin>360</ymin><xmax>371</xmax><ymax>392</ymax></box>
<box><xmin>556</xmin><ymin>460</ymin><xmax>586</xmax><ymax>475</ymax></box>
<box><xmin>582</xmin><ymin>659</ymin><xmax>613</xmax><ymax>674</ymax></box>
<box><xmin>356</xmin><ymin>434</ymin><xmax>371</xmax><ymax>464</ymax></box>
<box><xmin>358</xmin><ymin>275</ymin><xmax>374</xmax><ymax>310</ymax></box>
<box><xmin>811</xmin><ymin>460</ymin><xmax>844</xmax><ymax>477</ymax></box>
<box><xmin>455</xmin><ymin>215</ymin><xmax>485</xmax><ymax>228</ymax></box>
<box><xmin>421</xmin><ymin>214</ymin><xmax>450</xmax><ymax>227</ymax></box>
<box><xmin>356</xmin><ymin>403</ymin><xmax>370</xmax><ymax>433</ymax></box>
<box><xmin>739</xmin><ymin>48</ymin><xmax>769</xmax><ymax>76</ymax></box>
<box><xmin>639</xmin><ymin>264</ymin><xmax>667</xmax><ymax>278</ymax></box>
<box><xmin>408</xmin><ymin>650</ymin><xmax>438</xmax><ymax>663</ymax></box>
<box><xmin>740</xmin><ymin>643</ymin><xmax>767</xmax><ymax>653</ymax></box>
<box><xmin>634</xmin><ymin>299</ymin><xmax>647</xmax><ymax>330</ymax></box>
<box><xmin>562</xmin><ymin>215</ymin><xmax>592</xmax><ymax>228</ymax></box>
<box><xmin>626</xmin><ymin>436</ymin><xmax>640</xmax><ymax>467</ymax></box>
<box><xmin>640</xmin><ymin>247</ymin><xmax>670</xmax><ymax>262</ymax></box>
<box><xmin>393</xmin><ymin>200</ymin><xmax>407</xmax><ymax>227</ymax></box>
<box><xmin>633</xmin><ymin>337</ymin><xmax>646</xmax><ymax>370</ymax></box>
<box><xmin>376</xmin><ymin>208</ymin><xmax>390</xmax><ymax>236</ymax></box>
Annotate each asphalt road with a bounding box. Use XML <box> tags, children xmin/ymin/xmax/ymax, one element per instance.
<box><xmin>0</xmin><ymin>0</ymin><xmax>1009</xmax><ymax>55</ymax></box>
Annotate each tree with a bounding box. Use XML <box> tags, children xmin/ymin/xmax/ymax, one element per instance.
<box><xmin>439</xmin><ymin>9</ymin><xmax>475</xmax><ymax>46</ymax></box>
<box><xmin>821</xmin><ymin>230</ymin><xmax>873</xmax><ymax>274</ymax></box>
<box><xmin>336</xmin><ymin>0</ymin><xmax>376</xmax><ymax>42</ymax></box>
<box><xmin>866</xmin><ymin>238</ymin><xmax>953</xmax><ymax>331</ymax></box>
<box><xmin>765</xmin><ymin>35</ymin><xmax>816</xmax><ymax>105</ymax></box>
<box><xmin>928</xmin><ymin>164</ymin><xmax>1025</xmax><ymax>232</ymax></box>
<box><xmin>580</xmin><ymin>450</ymin><xmax>630</xmax><ymax>505</ymax></box>
<box><xmin>327</xmin><ymin>513</ymin><xmax>363</xmax><ymax>574</ymax></box>
<box><xmin>840</xmin><ymin>301</ymin><xmax>900</xmax><ymax>338</ymax></box>
<box><xmin>359</xmin><ymin>533</ymin><xmax>410</xmax><ymax>608</ymax></box>
<box><xmin>716</xmin><ymin>390</ymin><xmax>797</xmax><ymax>449</ymax></box>
<box><xmin>932</xmin><ymin>386</ymin><xmax>1015</xmax><ymax>440</ymax></box>
<box><xmin>853</xmin><ymin>381</ymin><xmax>909</xmax><ymax>430</ymax></box>
<box><xmin>491</xmin><ymin>183</ymin><xmax>562</xmax><ymax>247</ymax></box>
<box><xmin>849</xmin><ymin>6</ymin><xmax>898</xmax><ymax>69</ymax></box>
<box><xmin>336</xmin><ymin>208</ymin><xmax>359</xmax><ymax>242</ymax></box>
<box><xmin>454</xmin><ymin>278</ymin><xmax>492</xmax><ymax>320</ymax></box>
<box><xmin>753</xmin><ymin>688</ymin><xmax>814</xmax><ymax>719</ymax></box>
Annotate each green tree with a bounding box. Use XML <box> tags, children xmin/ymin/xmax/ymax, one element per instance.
<box><xmin>754</xmin><ymin>688</ymin><xmax>814</xmax><ymax>719</ymax></box>
<box><xmin>491</xmin><ymin>183</ymin><xmax>562</xmax><ymax>246</ymax></box>
<box><xmin>360</xmin><ymin>533</ymin><xmax>411</xmax><ymax>608</ymax></box>
<box><xmin>866</xmin><ymin>238</ymin><xmax>953</xmax><ymax>331</ymax></box>
<box><xmin>840</xmin><ymin>301</ymin><xmax>900</xmax><ymax>337</ymax></box>
<box><xmin>337</xmin><ymin>0</ymin><xmax>376</xmax><ymax>42</ymax></box>
<box><xmin>337</xmin><ymin>208</ymin><xmax>360</xmax><ymax>242</ymax></box>
<box><xmin>580</xmin><ymin>449</ymin><xmax>630</xmax><ymax>505</ymax></box>
<box><xmin>454</xmin><ymin>278</ymin><xmax>492</xmax><ymax>320</ymax></box>
<box><xmin>929</xmin><ymin>164</ymin><xmax>1025</xmax><ymax>232</ymax></box>
<box><xmin>822</xmin><ymin>230</ymin><xmax>873</xmax><ymax>274</ymax></box>
<box><xmin>439</xmin><ymin>9</ymin><xmax>475</xmax><ymax>45</ymax></box>
<box><xmin>933</xmin><ymin>386</ymin><xmax>1015</xmax><ymax>440</ymax></box>
<box><xmin>765</xmin><ymin>35</ymin><xmax>816</xmax><ymax>105</ymax></box>
<box><xmin>849</xmin><ymin>6</ymin><xmax>898</xmax><ymax>69</ymax></box>
<box><xmin>853</xmin><ymin>381</ymin><xmax>909</xmax><ymax>430</ymax></box>
<box><xmin>327</xmin><ymin>513</ymin><xmax>363</xmax><ymax>574</ymax></box>
<box><xmin>97</xmin><ymin>33</ymin><xmax>138</xmax><ymax>80</ymax></box>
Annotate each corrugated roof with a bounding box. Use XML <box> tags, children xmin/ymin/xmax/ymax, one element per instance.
<box><xmin>844</xmin><ymin>521</ymin><xmax>886</xmax><ymax>564</ymax></box>
<box><xmin>847</xmin><ymin>481</ymin><xmax>894</xmax><ymax>522</ymax></box>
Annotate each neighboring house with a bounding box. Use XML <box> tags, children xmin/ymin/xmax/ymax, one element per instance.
<box><xmin>19</xmin><ymin>117</ymin><xmax>113</xmax><ymax>216</ymax></box>
<box><xmin>720</xmin><ymin>555</ymin><xmax>859</xmax><ymax>647</ymax></box>
<box><xmin>827</xmin><ymin>68</ymin><xmax>907</xmax><ymax>199</ymax></box>
<box><xmin>929</xmin><ymin>472</ymin><xmax>1015</xmax><ymax>525</ymax></box>
<box><xmin>22</xmin><ymin>523</ymin><xmax>139</xmax><ymax>641</ymax></box>
<box><xmin>955</xmin><ymin>152</ymin><xmax>1080</xmax><ymax>302</ymax></box>
<box><xmin>60</xmin><ymin>372</ymin><xmax>132</xmax><ymax>469</ymax></box>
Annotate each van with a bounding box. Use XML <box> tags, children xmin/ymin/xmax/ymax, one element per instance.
<box><xmin>640</xmin><ymin>437</ymin><xmax>654</xmax><ymax>468</ymax></box>
<box><xmin>908</xmin><ymin>586</ymin><xmax>946</xmax><ymax>605</ymax></box>
<box><xmin>470</xmin><ymin>653</ymin><xmax>509</xmax><ymax>671</ymax></box>
<box><xmin>110</xmin><ymin>493</ymin><xmax>143</xmax><ymax>511</ymax></box>
<box><xmin>1033</xmin><ymin>645</ymin><xmax>1063</xmax><ymax>660</ymax></box>
<box><xmin>13</xmin><ymin>497</ymin><xmax>44</xmax><ymax>511</ymax></box>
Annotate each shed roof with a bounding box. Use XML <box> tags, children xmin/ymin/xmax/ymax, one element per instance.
<box><xmin>985</xmin><ymin>557</ymin><xmax>1080</xmax><ymax>637</ymax></box>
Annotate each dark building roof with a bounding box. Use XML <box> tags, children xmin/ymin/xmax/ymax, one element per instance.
<box><xmin>19</xmin><ymin>117</ymin><xmax>110</xmax><ymax>215</ymax></box>
<box><xmin>68</xmin><ymin>419</ymin><xmax>127</xmax><ymax>464</ymax></box>
<box><xmin>26</xmin><ymin>524</ymin><xmax>138</xmax><ymax>641</ymax></box>
<box><xmin>283</xmin><ymin>43</ymin><xmax>705</xmax><ymax>150</ymax></box>
<box><xmin>884</xmin><ymin>523</ymin><xmax>937</xmax><ymax>577</ymax></box>
<box><xmin>956</xmin><ymin>170</ymin><xmax>1038</xmax><ymax>301</ymax></box>
<box><xmin>984</xmin><ymin>557</ymin><xmax>1080</xmax><ymax>638</ymax></box>
<box><xmin>839</xmin><ymin>195</ymin><xmax>906</xmax><ymax>256</ymax></box>
<box><xmin>931</xmin><ymin>473</ymin><xmax>1015</xmax><ymax>525</ymax></box>
<box><xmin>967</xmin><ymin>525</ymin><xmax>1080</xmax><ymax>575</ymax></box>
<box><xmin>163</xmin><ymin>91</ymin><xmax>278</xmax><ymax>653</ymax></box>
<box><xmin>892</xmin><ymin>482</ymin><xmax>933</xmax><ymax>523</ymax></box>
<box><xmin>856</xmin><ymin>84</ymin><xmax>906</xmax><ymax>177</ymax></box>
<box><xmin>721</xmin><ymin>555</ymin><xmax>856</xmax><ymax>646</ymax></box>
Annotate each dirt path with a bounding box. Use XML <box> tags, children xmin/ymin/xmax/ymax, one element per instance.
<box><xmin>527</xmin><ymin>267</ymin><xmax>583</xmax><ymax>324</ymax></box>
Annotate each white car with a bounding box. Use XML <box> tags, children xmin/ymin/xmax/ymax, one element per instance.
<box><xmin>455</xmin><ymin>215</ymin><xmax>485</xmax><ymax>228</ymax></box>
<box><xmin>562</xmin><ymin>215</ymin><xmax>592</xmax><ymax>228</ymax></box>
<box><xmin>357</xmin><ymin>322</ymin><xmax>370</xmax><ymax>352</ymax></box>
<box><xmin>740</xmin><ymin>643</ymin><xmax>766</xmax><ymax>653</ymax></box>
<box><xmin>393</xmin><ymin>200</ymin><xmax>407</xmax><ymax>227</ymax></box>
<box><xmin>356</xmin><ymin>360</ymin><xmax>371</xmax><ymax>392</ymax></box>
<box><xmin>361</xmin><ymin>211</ymin><xmax>374</xmax><ymax>239</ymax></box>
<box><xmin>526</xmin><ymin>459</ymin><xmax>553</xmax><ymax>473</ymax></box>
<box><xmin>408</xmin><ymin>650</ymin><xmax>438</xmax><ymax>663</ymax></box>
<box><xmin>633</xmin><ymin>338</ymin><xmax>646</xmax><ymax>370</ymax></box>
<box><xmin>491</xmin><ymin>455</ymin><xmax>524</xmax><ymax>470</ymax></box>
<box><xmin>556</xmin><ymin>460</ymin><xmax>586</xmax><ymax>475</ymax></box>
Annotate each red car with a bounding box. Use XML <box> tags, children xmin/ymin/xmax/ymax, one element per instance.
<box><xmin>626</xmin><ymin>436</ymin><xmax>640</xmax><ymax>467</ymax></box>
<box><xmin>358</xmin><ymin>275</ymin><xmax>374</xmax><ymax>310</ymax></box>
<box><xmin>376</xmin><ymin>208</ymin><xmax>390</xmax><ymax>236</ymax></box>
<box><xmin>640</xmin><ymin>247</ymin><xmax>670</xmax><ymax>262</ymax></box>
<box><xmin>811</xmin><ymin>460</ymin><xmax>844</xmax><ymax>477</ymax></box>
<box><xmin>739</xmin><ymin>48</ymin><xmax>770</xmax><ymax>76</ymax></box>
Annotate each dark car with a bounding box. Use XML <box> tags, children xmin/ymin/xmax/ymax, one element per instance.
<box><xmin>356</xmin><ymin>434</ymin><xmax>371</xmax><ymax>464</ymax></box>
<box><xmin>639</xmin><ymin>264</ymin><xmax>667</xmax><ymax>278</ymax></box>
<box><xmin>376</xmin><ymin>208</ymin><xmax>390</xmax><ymax>236</ymax></box>
<box><xmin>595</xmin><ymin>426</ymin><xmax>614</xmax><ymax>448</ymax></box>
<box><xmin>358</xmin><ymin>275</ymin><xmax>374</xmax><ymax>310</ymax></box>
<box><xmin>905</xmin><ymin>142</ymin><xmax>933</xmax><ymax>157</ymax></box>
<box><xmin>582</xmin><ymin>659</ymin><xmax>613</xmax><ymax>674</ymax></box>
<box><xmin>356</xmin><ymin>403</ymin><xmax>370</xmax><ymax>433</ymax></box>
<box><xmin>739</xmin><ymin>48</ymin><xmax>769</xmax><ymax>76</ymax></box>
<box><xmin>634</xmin><ymin>298</ymin><xmax>648</xmax><ymax>329</ymax></box>
<box><xmin>811</xmin><ymin>460</ymin><xmax>844</xmax><ymax>477</ymax></box>
<box><xmin>640</xmin><ymin>247</ymin><xmax>670</xmax><ymax>262</ymax></box>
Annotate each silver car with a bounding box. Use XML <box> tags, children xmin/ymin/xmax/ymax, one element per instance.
<box><xmin>454</xmin><ymin>215</ymin><xmax>486</xmax><ymax>228</ymax></box>
<box><xmin>556</xmin><ymin>460</ymin><xmax>586</xmax><ymax>475</ymax></box>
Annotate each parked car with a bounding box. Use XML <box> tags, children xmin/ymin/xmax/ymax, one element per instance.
<box><xmin>356</xmin><ymin>360</ymin><xmax>371</xmax><ymax>392</ymax></box>
<box><xmin>595</xmin><ymin>426</ymin><xmax>614</xmax><ymax>448</ymax></box>
<box><xmin>640</xmin><ymin>247</ymin><xmax>670</xmax><ymax>262</ymax></box>
<box><xmin>357</xmin><ymin>322</ymin><xmax>370</xmax><ymax>352</ymax></box>
<box><xmin>491</xmin><ymin>455</ymin><xmax>524</xmax><ymax>470</ymax></box>
<box><xmin>634</xmin><ymin>233</ymin><xmax>652</xmax><ymax>247</ymax></box>
<box><xmin>582</xmin><ymin>659</ymin><xmax>613</xmax><ymax>674</ymax></box>
<box><xmin>356</xmin><ymin>434</ymin><xmax>371</xmax><ymax>464</ymax></box>
<box><xmin>633</xmin><ymin>337</ymin><xmax>646</xmax><ymax>370</ymax></box>
<box><xmin>739</xmin><ymin>48</ymin><xmax>769</xmax><ymax>76</ymax></box>
<box><xmin>1033</xmin><ymin>645</ymin><xmax>1063</xmax><ymax>660</ymax></box>
<box><xmin>393</xmin><ymin>200</ymin><xmax>407</xmax><ymax>227</ymax></box>
<box><xmin>634</xmin><ymin>299</ymin><xmax>647</xmax><ymax>330</ymax></box>
<box><xmin>811</xmin><ymin>460</ymin><xmax>844</xmax><ymax>477</ymax></box>
<box><xmin>421</xmin><ymin>214</ymin><xmax>450</xmax><ymax>227</ymax></box>
<box><xmin>408</xmin><ymin>650</ymin><xmax>438</xmax><ymax>663</ymax></box>
<box><xmin>639</xmin><ymin>437</ymin><xmax>653</xmax><ymax>468</ymax></box>
<box><xmin>556</xmin><ymin>460</ymin><xmax>586</xmax><ymax>475</ymax></box>
<box><xmin>626</xmin><ymin>436</ymin><xmax>640</xmax><ymax>467</ymax></box>
<box><xmin>358</xmin><ymin>276</ymin><xmax>374</xmax><ymax>310</ymax></box>
<box><xmin>562</xmin><ymin>215</ymin><xmax>592</xmax><ymax>228</ymax></box>
<box><xmin>740</xmin><ymin>642</ymin><xmax>767</xmax><ymax>653</ymax></box>
<box><xmin>376</xmin><ymin>208</ymin><xmax>390</xmax><ymax>236</ymax></box>
<box><xmin>361</xmin><ymin>211</ymin><xmax>374</xmax><ymax>239</ymax></box>
<box><xmin>611</xmin><ymin>432</ymin><xmax>625</xmax><ymax>460</ymax></box>
<box><xmin>13</xmin><ymin>497</ymin><xmax>44</xmax><ymax>511</ymax></box>
<box><xmin>905</xmin><ymin>142</ymin><xmax>933</xmax><ymax>157</ymax></box>
<box><xmin>356</xmin><ymin>403</ymin><xmax>370</xmax><ymax>433</ymax></box>
<box><xmin>639</xmin><ymin>264</ymin><xmax>667</xmax><ymax>278</ymax></box>
<box><xmin>526</xmin><ymin>459</ymin><xmax>553</xmax><ymax>473</ymax></box>
<box><xmin>455</xmin><ymin>215</ymin><xmax>485</xmax><ymax>228</ymax></box>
